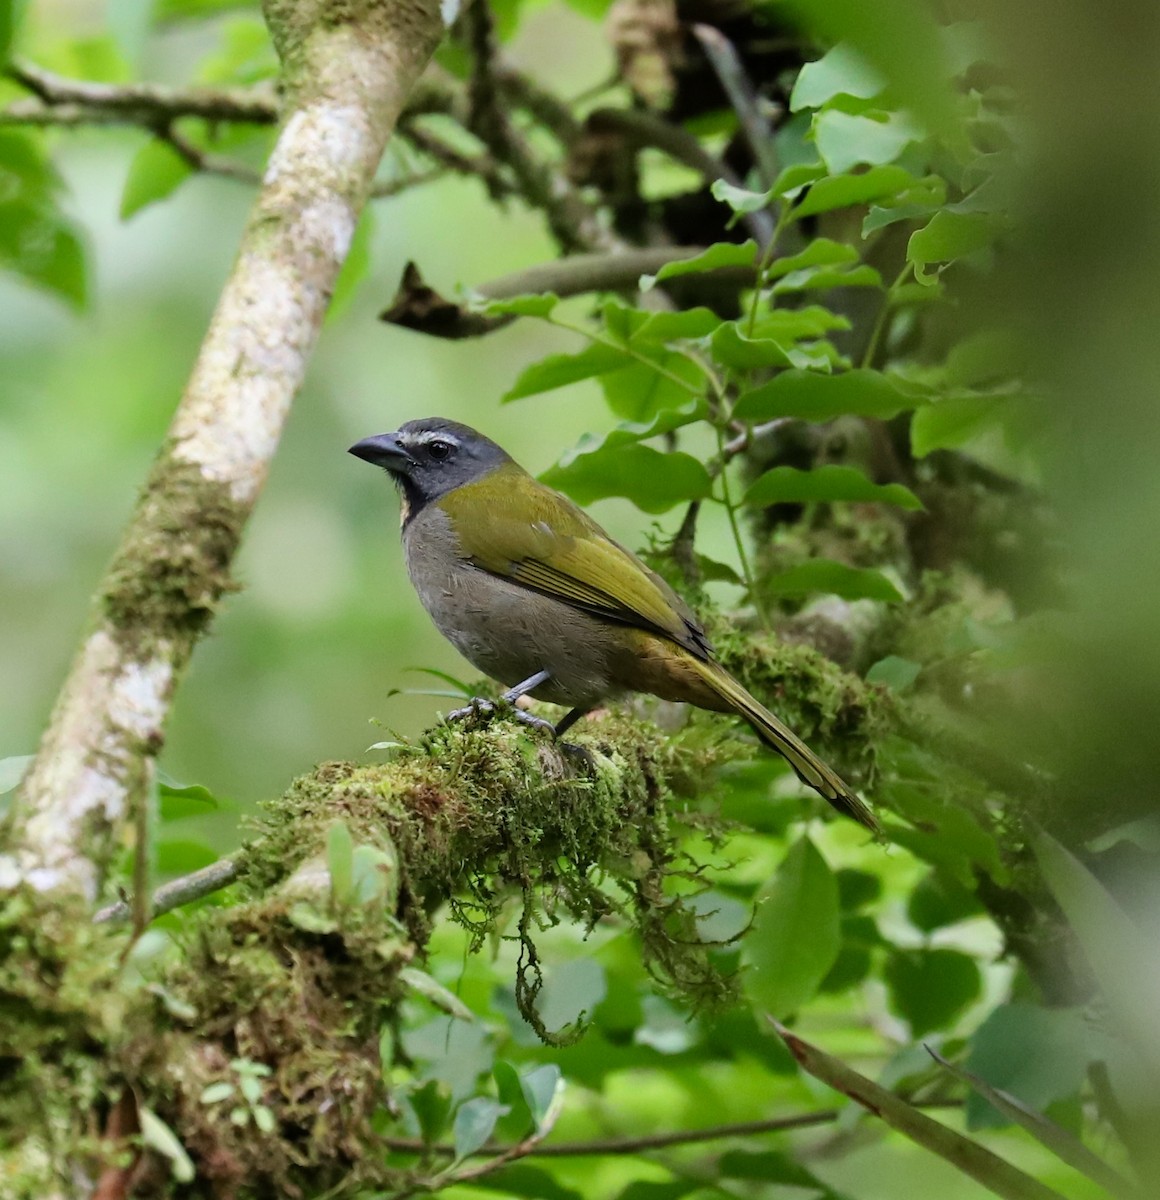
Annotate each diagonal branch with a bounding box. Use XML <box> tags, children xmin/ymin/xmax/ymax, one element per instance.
<box><xmin>3</xmin><ymin>0</ymin><xmax>446</xmax><ymax>905</ymax></box>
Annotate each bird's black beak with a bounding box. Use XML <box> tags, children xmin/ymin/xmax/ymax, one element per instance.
<box><xmin>348</xmin><ymin>432</ymin><xmax>416</xmax><ymax>473</ymax></box>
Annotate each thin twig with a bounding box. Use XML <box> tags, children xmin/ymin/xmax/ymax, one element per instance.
<box><xmin>462</xmin><ymin>0</ymin><xmax>615</xmax><ymax>252</ymax></box>
<box><xmin>94</xmin><ymin>855</ymin><xmax>245</xmax><ymax>924</ymax></box>
<box><xmin>4</xmin><ymin>58</ymin><xmax>279</xmax><ymax>124</ymax></box>
<box><xmin>691</xmin><ymin>26</ymin><xmax>780</xmax><ymax>190</ymax></box>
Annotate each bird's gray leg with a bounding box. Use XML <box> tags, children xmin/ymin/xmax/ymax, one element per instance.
<box><xmin>554</xmin><ymin>707</ymin><xmax>588</xmax><ymax>737</ymax></box>
<box><xmin>446</xmin><ymin>670</ymin><xmax>555</xmax><ymax>734</ymax></box>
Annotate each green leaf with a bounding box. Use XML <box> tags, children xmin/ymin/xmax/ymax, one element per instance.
<box><xmin>120</xmin><ymin>138</ymin><xmax>194</xmax><ymax>220</ymax></box>
<box><xmin>709</xmin><ymin>178</ymin><xmax>773</xmax><ymax>215</ymax></box>
<box><xmin>326</xmin><ymin>820</ymin><xmax>354</xmax><ymax>904</ymax></box>
<box><xmin>743</xmin><ymin>835</ymin><xmax>840</xmax><ymax>1017</ymax></box>
<box><xmin>908</xmin><ymin>211</ymin><xmax>996</xmax><ymax>281</ymax></box>
<box><xmin>772</xmin><ymin>263</ymin><xmax>882</xmax><ymax>295</ymax></box>
<box><xmin>0</xmin><ymin>0</ymin><xmax>27</xmax><ymax>61</ymax></box>
<box><xmin>155</xmin><ymin>839</ymin><xmax>217</xmax><ymax>875</ymax></box>
<box><xmin>474</xmin><ymin>292</ymin><xmax>559</xmax><ymax>318</ymax></box>
<box><xmin>743</xmin><ymin>465</ymin><xmax>923</xmax><ymax>510</ymax></box>
<box><xmin>628</xmin><ymin>307</ymin><xmax>720</xmax><ymax>342</ymax></box>
<box><xmin>471</xmin><ymin>1165</ymin><xmax>583</xmax><ymax>1200</ymax></box>
<box><xmin>750</xmin><ymin>305</ymin><xmax>851</xmax><ymax>343</ymax></box>
<box><xmin>792</xmin><ymin>166</ymin><xmax>918</xmax><ymax>218</ymax></box>
<box><xmin>815</xmin><ymin>110</ymin><xmax>921</xmax><ymax>174</ymax></box>
<box><xmin>964</xmin><ymin>1004</ymin><xmax>1089</xmax><ymax>1131</ymax></box>
<box><xmin>764</xmin><ymin>559</ymin><xmax>904</xmax><ymax>603</ymax></box>
<box><xmin>836</xmin><ymin>868</ymin><xmax>882</xmax><ymax>910</ymax></box>
<box><xmin>200</xmin><ymin>1081</ymin><xmax>234</xmax><ymax>1105</ymax></box>
<box><xmin>409</xmin><ymin>1079</ymin><xmax>453</xmax><ymax>1146</ymax></box>
<box><xmin>157</xmin><ymin>772</ymin><xmax>220</xmax><ymax>821</ymax></box>
<box><xmin>790</xmin><ymin>43</ymin><xmax>884</xmax><ymax>111</ymax></box>
<box><xmin>139</xmin><ymin>1107</ymin><xmax>196</xmax><ymax>1183</ymax></box>
<box><xmin>542</xmin><ymin>445</ymin><xmax>712</xmax><ymax>514</ymax></box>
<box><xmin>400</xmin><ymin>967</ymin><xmax>474</xmax><ymax>1021</ymax></box>
<box><xmin>735</xmin><ymin>368</ymin><xmax>922</xmax><ymax>423</ymax></box>
<box><xmin>503</xmin><ymin>342</ymin><xmax>631</xmax><ymax>401</ymax></box>
<box><xmin>781</xmin><ymin>1</ymin><xmax>965</xmax><ymax>148</ymax></box>
<box><xmin>767</xmin><ymin>238</ymin><xmax>859</xmax><ymax>280</ymax></box>
<box><xmin>709</xmin><ymin>323</ymin><xmax>797</xmax><ymax>371</ymax></box>
<box><xmin>0</xmin><ymin>755</ymin><xmax>32</xmax><ymax>795</ymax></box>
<box><xmin>907</xmin><ymin>870</ymin><xmax>982</xmax><ymax>931</ymax></box>
<box><xmin>769</xmin><ymin>160</ymin><xmax>828</xmax><ymax>200</ymax></box>
<box><xmin>452</xmin><ymin>1096</ymin><xmax>508</xmax><ymax>1162</ymax></box>
<box><xmin>910</xmin><ymin>393</ymin><xmax>1006</xmax><ymax>456</ymax></box>
<box><xmin>350</xmin><ymin>843</ymin><xmax>397</xmax><ymax>904</ymax></box>
<box><xmin>1031</xmin><ymin>829</ymin><xmax>1160</xmax><ymax>1067</ymax></box>
<box><xmin>600</xmin><ymin>352</ymin><xmax>704</xmax><ymax>422</ymax></box>
<box><xmin>0</xmin><ymin>201</ymin><xmax>88</xmax><ymax>308</ymax></box>
<box><xmin>865</xmin><ymin>655</ymin><xmax>922</xmax><ymax>692</ymax></box>
<box><xmin>643</xmin><ymin>241</ymin><xmax>757</xmax><ymax>288</ymax></box>
<box><xmin>884</xmin><ymin>947</ymin><xmax>981</xmax><ymax>1037</ymax></box>
<box><xmin>520</xmin><ymin>1064</ymin><xmax>564</xmax><ymax>1130</ymax></box>
<box><xmin>493</xmin><ymin>1061</ymin><xmax>535</xmax><ymax>1141</ymax></box>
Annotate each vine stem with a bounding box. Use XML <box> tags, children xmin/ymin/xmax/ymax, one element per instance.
<box><xmin>715</xmin><ymin>420</ymin><xmax>767</xmax><ymax>627</ymax></box>
<box><xmin>861</xmin><ymin>263</ymin><xmax>913</xmax><ymax>369</ymax></box>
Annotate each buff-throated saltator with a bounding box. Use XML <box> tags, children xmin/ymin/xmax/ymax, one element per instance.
<box><xmin>349</xmin><ymin>418</ymin><xmax>876</xmax><ymax>830</ymax></box>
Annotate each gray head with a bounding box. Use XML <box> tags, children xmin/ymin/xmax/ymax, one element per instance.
<box><xmin>348</xmin><ymin>418</ymin><xmax>513</xmax><ymax>515</ymax></box>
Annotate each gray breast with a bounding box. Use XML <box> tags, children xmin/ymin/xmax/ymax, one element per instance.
<box><xmin>402</xmin><ymin>505</ymin><xmax>621</xmax><ymax>709</ymax></box>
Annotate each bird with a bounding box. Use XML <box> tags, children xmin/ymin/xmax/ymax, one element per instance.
<box><xmin>348</xmin><ymin>417</ymin><xmax>877</xmax><ymax>831</ymax></box>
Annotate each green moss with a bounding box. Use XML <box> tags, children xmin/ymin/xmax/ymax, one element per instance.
<box><xmin>709</xmin><ymin>615</ymin><xmax>892</xmax><ymax>787</ymax></box>
<box><xmin>101</xmin><ymin>452</ymin><xmax>245</xmax><ymax>658</ymax></box>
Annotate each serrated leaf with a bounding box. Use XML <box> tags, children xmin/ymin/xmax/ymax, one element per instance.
<box><xmin>139</xmin><ymin>1107</ymin><xmax>196</xmax><ymax>1183</ymax></box>
<box><xmin>400</xmin><ymin>967</ymin><xmax>474</xmax><ymax>1021</ymax></box>
<box><xmin>743</xmin><ymin>464</ymin><xmax>923</xmax><ymax>510</ymax></box>
<box><xmin>815</xmin><ymin>110</ymin><xmax>921</xmax><ymax>174</ymax></box>
<box><xmin>120</xmin><ymin>138</ymin><xmax>193</xmax><ymax>219</ymax></box>
<box><xmin>765</xmin><ymin>559</ymin><xmax>904</xmax><ymax>603</ymax></box>
<box><xmin>542</xmin><ymin>445</ymin><xmax>712</xmax><ymax>514</ymax></box>
<box><xmin>751</xmin><ymin>305</ymin><xmax>851</xmax><ymax>343</ymax></box>
<box><xmin>743</xmin><ymin>836</ymin><xmax>840</xmax><ymax>1017</ymax></box>
<box><xmin>503</xmin><ymin>342</ymin><xmax>632</xmax><ymax>401</ymax></box>
<box><xmin>884</xmin><ymin>947</ymin><xmax>981</xmax><ymax>1036</ymax></box>
<box><xmin>735</xmin><ymin>368</ymin><xmax>922</xmax><ymax>422</ymax></box>
<box><xmin>791</xmin><ymin>166</ymin><xmax>918</xmax><ymax>218</ymax></box>
<box><xmin>644</xmin><ymin>241</ymin><xmax>757</xmax><ymax>288</ymax></box>
<box><xmin>790</xmin><ymin>43</ymin><xmax>884</xmax><ymax>111</ymax></box>
<box><xmin>326</xmin><ymin>821</ymin><xmax>354</xmax><ymax>904</ymax></box>
<box><xmin>452</xmin><ymin>1096</ymin><xmax>508</xmax><ymax>1162</ymax></box>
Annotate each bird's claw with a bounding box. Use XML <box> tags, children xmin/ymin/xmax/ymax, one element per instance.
<box><xmin>445</xmin><ymin>697</ymin><xmax>555</xmax><ymax>737</ymax></box>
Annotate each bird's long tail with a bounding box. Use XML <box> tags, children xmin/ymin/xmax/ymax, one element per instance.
<box><xmin>694</xmin><ymin>659</ymin><xmax>879</xmax><ymax>832</ymax></box>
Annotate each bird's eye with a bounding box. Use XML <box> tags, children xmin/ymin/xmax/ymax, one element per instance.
<box><xmin>427</xmin><ymin>439</ymin><xmax>453</xmax><ymax>461</ymax></box>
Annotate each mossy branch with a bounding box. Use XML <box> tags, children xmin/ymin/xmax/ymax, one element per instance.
<box><xmin>3</xmin><ymin>0</ymin><xmax>445</xmax><ymax>905</ymax></box>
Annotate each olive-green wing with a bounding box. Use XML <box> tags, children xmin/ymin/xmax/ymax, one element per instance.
<box><xmin>442</xmin><ymin>466</ymin><xmax>713</xmax><ymax>660</ymax></box>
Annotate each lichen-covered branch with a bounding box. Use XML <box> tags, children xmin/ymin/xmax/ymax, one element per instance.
<box><xmin>3</xmin><ymin>0</ymin><xmax>445</xmax><ymax>905</ymax></box>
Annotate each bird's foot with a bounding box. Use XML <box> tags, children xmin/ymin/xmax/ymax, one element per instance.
<box><xmin>444</xmin><ymin>697</ymin><xmax>556</xmax><ymax>737</ymax></box>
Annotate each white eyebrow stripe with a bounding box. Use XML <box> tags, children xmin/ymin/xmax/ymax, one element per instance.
<box><xmin>408</xmin><ymin>430</ymin><xmax>461</xmax><ymax>447</ymax></box>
